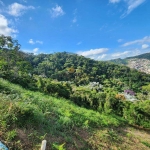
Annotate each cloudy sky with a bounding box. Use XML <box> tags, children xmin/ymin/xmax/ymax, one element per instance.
<box><xmin>0</xmin><ymin>0</ymin><xmax>150</xmax><ymax>60</ymax></box>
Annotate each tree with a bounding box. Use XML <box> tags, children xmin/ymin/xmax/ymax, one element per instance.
<box><xmin>0</xmin><ymin>35</ymin><xmax>20</xmax><ymax>50</ymax></box>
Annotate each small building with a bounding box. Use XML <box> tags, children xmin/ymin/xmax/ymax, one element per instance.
<box><xmin>124</xmin><ymin>90</ymin><xmax>137</xmax><ymax>102</ymax></box>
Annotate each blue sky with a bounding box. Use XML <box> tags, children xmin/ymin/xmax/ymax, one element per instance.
<box><xmin>0</xmin><ymin>0</ymin><xmax>150</xmax><ymax>60</ymax></box>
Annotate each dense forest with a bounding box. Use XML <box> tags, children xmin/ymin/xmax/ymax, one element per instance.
<box><xmin>27</xmin><ymin>52</ymin><xmax>150</xmax><ymax>89</ymax></box>
<box><xmin>1</xmin><ymin>35</ymin><xmax>150</xmax><ymax>149</ymax></box>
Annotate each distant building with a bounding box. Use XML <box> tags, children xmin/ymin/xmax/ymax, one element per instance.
<box><xmin>123</xmin><ymin>89</ymin><xmax>137</xmax><ymax>102</ymax></box>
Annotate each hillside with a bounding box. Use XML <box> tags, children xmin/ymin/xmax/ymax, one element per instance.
<box><xmin>110</xmin><ymin>53</ymin><xmax>150</xmax><ymax>74</ymax></box>
<box><xmin>1</xmin><ymin>78</ymin><xmax>150</xmax><ymax>150</ymax></box>
<box><xmin>25</xmin><ymin>52</ymin><xmax>150</xmax><ymax>91</ymax></box>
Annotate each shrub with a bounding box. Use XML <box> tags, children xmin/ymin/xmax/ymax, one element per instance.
<box><xmin>5</xmin><ymin>102</ymin><xmax>44</xmax><ymax>127</ymax></box>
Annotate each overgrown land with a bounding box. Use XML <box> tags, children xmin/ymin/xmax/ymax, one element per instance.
<box><xmin>0</xmin><ymin>35</ymin><xmax>150</xmax><ymax>150</ymax></box>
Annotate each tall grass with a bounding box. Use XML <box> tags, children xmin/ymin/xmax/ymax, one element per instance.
<box><xmin>0</xmin><ymin>78</ymin><xmax>126</xmax><ymax>128</ymax></box>
<box><xmin>0</xmin><ymin>78</ymin><xmax>126</xmax><ymax>149</ymax></box>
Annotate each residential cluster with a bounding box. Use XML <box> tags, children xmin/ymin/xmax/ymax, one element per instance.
<box><xmin>127</xmin><ymin>59</ymin><xmax>150</xmax><ymax>74</ymax></box>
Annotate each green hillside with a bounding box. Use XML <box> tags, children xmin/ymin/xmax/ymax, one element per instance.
<box><xmin>1</xmin><ymin>35</ymin><xmax>150</xmax><ymax>149</ymax></box>
<box><xmin>1</xmin><ymin>78</ymin><xmax>150</xmax><ymax>150</ymax></box>
<box><xmin>0</xmin><ymin>78</ymin><xmax>125</xmax><ymax>149</ymax></box>
<box><xmin>109</xmin><ymin>58</ymin><xmax>128</xmax><ymax>65</ymax></box>
<box><xmin>25</xmin><ymin>52</ymin><xmax>150</xmax><ymax>92</ymax></box>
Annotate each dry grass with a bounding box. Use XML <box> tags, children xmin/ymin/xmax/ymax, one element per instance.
<box><xmin>86</xmin><ymin>127</ymin><xmax>150</xmax><ymax>150</ymax></box>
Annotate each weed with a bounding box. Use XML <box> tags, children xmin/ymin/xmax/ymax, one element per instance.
<box><xmin>6</xmin><ymin>130</ymin><xmax>17</xmax><ymax>141</ymax></box>
<box><xmin>107</xmin><ymin>129</ymin><xmax>119</xmax><ymax>142</ymax></box>
<box><xmin>52</xmin><ymin>143</ymin><xmax>66</xmax><ymax>150</ymax></box>
<box><xmin>37</xmin><ymin>133</ymin><xmax>47</xmax><ymax>141</ymax></box>
<box><xmin>141</xmin><ymin>141</ymin><xmax>150</xmax><ymax>148</ymax></box>
<box><xmin>0</xmin><ymin>121</ymin><xmax>7</xmax><ymax>131</ymax></box>
<box><xmin>126</xmin><ymin>132</ymin><xmax>133</xmax><ymax>139</ymax></box>
<box><xmin>83</xmin><ymin>120</ymin><xmax>89</xmax><ymax>129</ymax></box>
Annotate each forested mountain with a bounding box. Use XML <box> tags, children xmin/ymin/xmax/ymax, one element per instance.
<box><xmin>109</xmin><ymin>58</ymin><xmax>128</xmax><ymax>65</ymax></box>
<box><xmin>25</xmin><ymin>52</ymin><xmax>150</xmax><ymax>90</ymax></box>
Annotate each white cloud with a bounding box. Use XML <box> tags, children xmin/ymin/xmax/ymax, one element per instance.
<box><xmin>122</xmin><ymin>36</ymin><xmax>150</xmax><ymax>47</ymax></box>
<box><xmin>126</xmin><ymin>0</ymin><xmax>145</xmax><ymax>14</ymax></box>
<box><xmin>77</xmin><ymin>46</ymin><xmax>150</xmax><ymax>61</ymax></box>
<box><xmin>72</xmin><ymin>9</ymin><xmax>78</xmax><ymax>24</ymax></box>
<box><xmin>109</xmin><ymin>0</ymin><xmax>120</xmax><ymax>3</ymax></box>
<box><xmin>109</xmin><ymin>48</ymin><xmax>149</xmax><ymax>60</ymax></box>
<box><xmin>142</xmin><ymin>44</ymin><xmax>149</xmax><ymax>49</ymax></box>
<box><xmin>22</xmin><ymin>0</ymin><xmax>27</xmax><ymax>3</ymax></box>
<box><xmin>77</xmin><ymin>48</ymin><xmax>108</xmax><ymax>57</ymax></box>
<box><xmin>73</xmin><ymin>9</ymin><xmax>77</xmax><ymax>15</ymax></box>
<box><xmin>104</xmin><ymin>49</ymin><xmax>143</xmax><ymax>60</ymax></box>
<box><xmin>98</xmin><ymin>54</ymin><xmax>107</xmax><ymax>59</ymax></box>
<box><xmin>110</xmin><ymin>0</ymin><xmax>146</xmax><ymax>17</ymax></box>
<box><xmin>78</xmin><ymin>37</ymin><xmax>150</xmax><ymax>61</ymax></box>
<box><xmin>0</xmin><ymin>14</ymin><xmax>17</xmax><ymax>36</ymax></box>
<box><xmin>112</xmin><ymin>51</ymin><xmax>131</xmax><ymax>58</ymax></box>
<box><xmin>77</xmin><ymin>41</ymin><xmax>82</xmax><ymax>45</ymax></box>
<box><xmin>95</xmin><ymin>49</ymin><xmax>141</xmax><ymax>61</ymax></box>
<box><xmin>33</xmin><ymin>48</ymin><xmax>39</xmax><ymax>53</ymax></box>
<box><xmin>117</xmin><ymin>39</ymin><xmax>123</xmax><ymax>42</ymax></box>
<box><xmin>36</xmin><ymin>40</ymin><xmax>43</xmax><ymax>44</ymax></box>
<box><xmin>99</xmin><ymin>24</ymin><xmax>108</xmax><ymax>31</ymax></box>
<box><xmin>0</xmin><ymin>0</ymin><xmax>4</xmax><ymax>6</ymax></box>
<box><xmin>121</xmin><ymin>0</ymin><xmax>146</xmax><ymax>18</ymax></box>
<box><xmin>22</xmin><ymin>48</ymin><xmax>39</xmax><ymax>54</ymax></box>
<box><xmin>72</xmin><ymin>17</ymin><xmax>77</xmax><ymax>23</ymax></box>
<box><xmin>28</xmin><ymin>39</ymin><xmax>43</xmax><ymax>44</ymax></box>
<box><xmin>50</xmin><ymin>5</ymin><xmax>65</xmax><ymax>18</ymax></box>
<box><xmin>7</xmin><ymin>3</ymin><xmax>35</xmax><ymax>17</ymax></box>
<box><xmin>29</xmin><ymin>39</ymin><xmax>34</xmax><ymax>44</ymax></box>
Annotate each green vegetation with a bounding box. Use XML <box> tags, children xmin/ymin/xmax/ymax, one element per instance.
<box><xmin>1</xmin><ymin>35</ymin><xmax>150</xmax><ymax>149</ymax></box>
<box><xmin>141</xmin><ymin>141</ymin><xmax>150</xmax><ymax>148</ymax></box>
<box><xmin>27</xmin><ymin>51</ymin><xmax>150</xmax><ymax>92</ymax></box>
<box><xmin>109</xmin><ymin>58</ymin><xmax>128</xmax><ymax>65</ymax></box>
<box><xmin>0</xmin><ymin>78</ymin><xmax>126</xmax><ymax>149</ymax></box>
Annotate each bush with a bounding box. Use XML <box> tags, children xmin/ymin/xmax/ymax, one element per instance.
<box><xmin>123</xmin><ymin>100</ymin><xmax>150</xmax><ymax>128</ymax></box>
<box><xmin>5</xmin><ymin>102</ymin><xmax>44</xmax><ymax>127</ymax></box>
